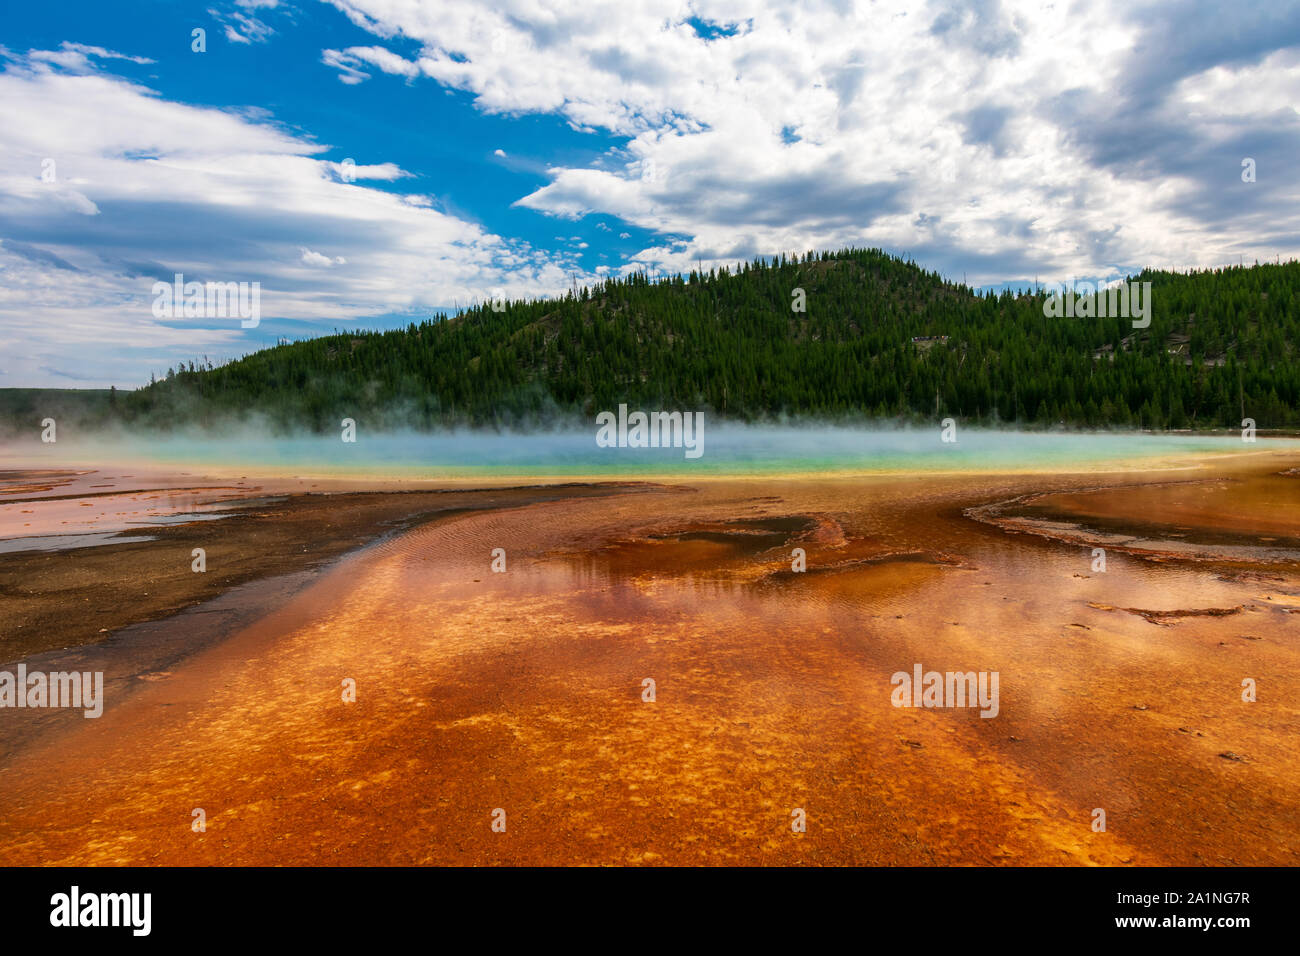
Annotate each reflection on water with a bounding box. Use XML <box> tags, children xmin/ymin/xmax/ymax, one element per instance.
<box><xmin>970</xmin><ymin>472</ymin><xmax>1300</xmax><ymax>565</ymax></box>
<box><xmin>0</xmin><ymin>531</ymin><xmax>158</xmax><ymax>554</ymax></box>
<box><xmin>0</xmin><ymin>478</ymin><xmax>286</xmax><ymax>550</ymax></box>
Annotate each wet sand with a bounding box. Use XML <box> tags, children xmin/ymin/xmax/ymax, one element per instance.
<box><xmin>0</xmin><ymin>453</ymin><xmax>1298</xmax><ymax>866</ymax></box>
<box><xmin>0</xmin><ymin>476</ymin><xmax>651</xmax><ymax>661</ymax></box>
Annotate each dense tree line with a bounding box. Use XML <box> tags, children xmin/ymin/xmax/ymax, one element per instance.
<box><xmin>116</xmin><ymin>247</ymin><xmax>1300</xmax><ymax>432</ymax></box>
<box><xmin>0</xmin><ymin>387</ymin><xmax>116</xmax><ymax>439</ymax></box>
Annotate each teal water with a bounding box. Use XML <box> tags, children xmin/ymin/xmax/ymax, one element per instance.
<box><xmin>8</xmin><ymin>428</ymin><xmax>1292</xmax><ymax>477</ymax></box>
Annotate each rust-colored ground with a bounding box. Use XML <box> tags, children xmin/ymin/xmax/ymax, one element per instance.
<box><xmin>1</xmin><ymin>456</ymin><xmax>1298</xmax><ymax>865</ymax></box>
<box><xmin>0</xmin><ymin>478</ymin><xmax>642</xmax><ymax>660</ymax></box>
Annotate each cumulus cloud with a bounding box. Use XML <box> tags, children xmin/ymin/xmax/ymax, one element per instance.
<box><xmin>0</xmin><ymin>44</ymin><xmax>594</xmax><ymax>387</ymax></box>
<box><xmin>321</xmin><ymin>0</ymin><xmax>1300</xmax><ymax>284</ymax></box>
<box><xmin>300</xmin><ymin>248</ymin><xmax>347</xmax><ymax>267</ymax></box>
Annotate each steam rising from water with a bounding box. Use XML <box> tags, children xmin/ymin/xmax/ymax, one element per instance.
<box><xmin>3</xmin><ymin>426</ymin><xmax>1289</xmax><ymax>478</ymax></box>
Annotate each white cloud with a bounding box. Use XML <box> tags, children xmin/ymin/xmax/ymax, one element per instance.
<box><xmin>321</xmin><ymin>44</ymin><xmax>422</xmax><ymax>83</ymax></box>
<box><xmin>29</xmin><ymin>43</ymin><xmax>155</xmax><ymax>69</ymax></box>
<box><xmin>321</xmin><ymin>49</ymin><xmax>370</xmax><ymax>84</ymax></box>
<box><xmin>300</xmin><ymin>248</ymin><xmax>347</xmax><ymax>267</ymax></box>
<box><xmin>208</xmin><ymin>1</ymin><xmax>281</xmax><ymax>45</ymax></box>
<box><xmin>0</xmin><ymin>45</ymin><xmax>594</xmax><ymax>387</ymax></box>
<box><xmin>322</xmin><ymin>0</ymin><xmax>1300</xmax><ymax>285</ymax></box>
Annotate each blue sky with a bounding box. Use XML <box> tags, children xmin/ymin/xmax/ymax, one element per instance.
<box><xmin>1</xmin><ymin>0</ymin><xmax>1298</xmax><ymax>387</ymax></box>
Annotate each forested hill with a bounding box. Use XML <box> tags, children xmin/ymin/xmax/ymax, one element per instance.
<box><xmin>122</xmin><ymin>247</ymin><xmax>1300</xmax><ymax>432</ymax></box>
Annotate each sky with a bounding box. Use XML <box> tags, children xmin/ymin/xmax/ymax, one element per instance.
<box><xmin>1</xmin><ymin>0</ymin><xmax>1298</xmax><ymax>388</ymax></box>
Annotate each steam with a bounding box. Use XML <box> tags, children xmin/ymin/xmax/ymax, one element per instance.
<box><xmin>2</xmin><ymin>422</ymin><xmax>1287</xmax><ymax>479</ymax></box>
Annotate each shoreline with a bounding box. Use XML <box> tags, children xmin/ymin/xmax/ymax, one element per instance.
<box><xmin>0</xmin><ymin>481</ymin><xmax>681</xmax><ymax>765</ymax></box>
<box><xmin>5</xmin><ymin>450</ymin><xmax>1297</xmax><ymax>664</ymax></box>
<box><xmin>0</xmin><ymin>481</ymin><xmax>671</xmax><ymax>664</ymax></box>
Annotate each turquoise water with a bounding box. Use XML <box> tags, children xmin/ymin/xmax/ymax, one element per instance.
<box><xmin>8</xmin><ymin>428</ymin><xmax>1292</xmax><ymax>477</ymax></box>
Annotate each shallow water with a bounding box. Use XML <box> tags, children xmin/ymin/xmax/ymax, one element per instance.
<box><xmin>0</xmin><ymin>484</ymin><xmax>253</xmax><ymax>544</ymax></box>
<box><xmin>2</xmin><ymin>457</ymin><xmax>1297</xmax><ymax>865</ymax></box>
<box><xmin>0</xmin><ymin>531</ymin><xmax>158</xmax><ymax>554</ymax></box>
<box><xmin>4</xmin><ymin>428</ymin><xmax>1292</xmax><ymax>478</ymax></box>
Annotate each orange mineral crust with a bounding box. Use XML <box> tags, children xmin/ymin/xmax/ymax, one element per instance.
<box><xmin>0</xmin><ymin>460</ymin><xmax>1298</xmax><ymax>866</ymax></box>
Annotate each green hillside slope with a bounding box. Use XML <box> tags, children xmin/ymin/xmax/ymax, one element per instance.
<box><xmin>110</xmin><ymin>247</ymin><xmax>1300</xmax><ymax>432</ymax></box>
